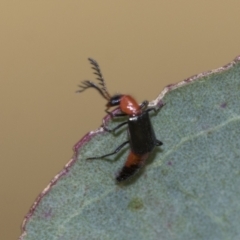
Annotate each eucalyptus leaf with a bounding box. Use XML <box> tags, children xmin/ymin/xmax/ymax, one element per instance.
<box><xmin>20</xmin><ymin>56</ymin><xmax>240</xmax><ymax>240</ymax></box>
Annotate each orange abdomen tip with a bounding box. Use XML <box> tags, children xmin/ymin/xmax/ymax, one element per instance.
<box><xmin>116</xmin><ymin>152</ymin><xmax>149</xmax><ymax>182</ymax></box>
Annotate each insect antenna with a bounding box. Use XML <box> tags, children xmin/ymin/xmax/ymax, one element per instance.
<box><xmin>76</xmin><ymin>58</ymin><xmax>111</xmax><ymax>101</ymax></box>
<box><xmin>76</xmin><ymin>80</ymin><xmax>108</xmax><ymax>100</ymax></box>
<box><xmin>89</xmin><ymin>58</ymin><xmax>112</xmax><ymax>100</ymax></box>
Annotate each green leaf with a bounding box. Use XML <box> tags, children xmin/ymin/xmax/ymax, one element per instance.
<box><xmin>20</xmin><ymin>56</ymin><xmax>240</xmax><ymax>240</ymax></box>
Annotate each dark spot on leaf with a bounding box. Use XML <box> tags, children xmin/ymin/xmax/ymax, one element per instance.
<box><xmin>161</xmin><ymin>168</ymin><xmax>169</xmax><ymax>176</ymax></box>
<box><xmin>207</xmin><ymin>130</ymin><xmax>213</xmax><ymax>135</ymax></box>
<box><xmin>128</xmin><ymin>197</ymin><xmax>144</xmax><ymax>211</ymax></box>
<box><xmin>167</xmin><ymin>161</ymin><xmax>173</xmax><ymax>166</ymax></box>
<box><xmin>43</xmin><ymin>208</ymin><xmax>53</xmax><ymax>219</ymax></box>
<box><xmin>220</xmin><ymin>102</ymin><xmax>227</xmax><ymax>108</ymax></box>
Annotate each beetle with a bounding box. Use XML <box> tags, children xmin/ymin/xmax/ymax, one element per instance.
<box><xmin>77</xmin><ymin>58</ymin><xmax>163</xmax><ymax>182</ymax></box>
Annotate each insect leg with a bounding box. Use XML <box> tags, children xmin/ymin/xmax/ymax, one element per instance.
<box><xmin>139</xmin><ymin>100</ymin><xmax>149</xmax><ymax>111</ymax></box>
<box><xmin>105</xmin><ymin>109</ymin><xmax>128</xmax><ymax>117</ymax></box>
<box><xmin>112</xmin><ymin>113</ymin><xmax>128</xmax><ymax>117</ymax></box>
<box><xmin>103</xmin><ymin>121</ymin><xmax>128</xmax><ymax>132</ymax></box>
<box><xmin>156</xmin><ymin>140</ymin><xmax>163</xmax><ymax>146</ymax></box>
<box><xmin>87</xmin><ymin>140</ymin><xmax>129</xmax><ymax>160</ymax></box>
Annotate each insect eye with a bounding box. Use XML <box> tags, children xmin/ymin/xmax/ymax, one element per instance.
<box><xmin>107</xmin><ymin>94</ymin><xmax>123</xmax><ymax>107</ymax></box>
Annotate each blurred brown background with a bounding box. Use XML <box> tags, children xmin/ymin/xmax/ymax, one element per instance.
<box><xmin>1</xmin><ymin>1</ymin><xmax>240</xmax><ymax>239</ymax></box>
